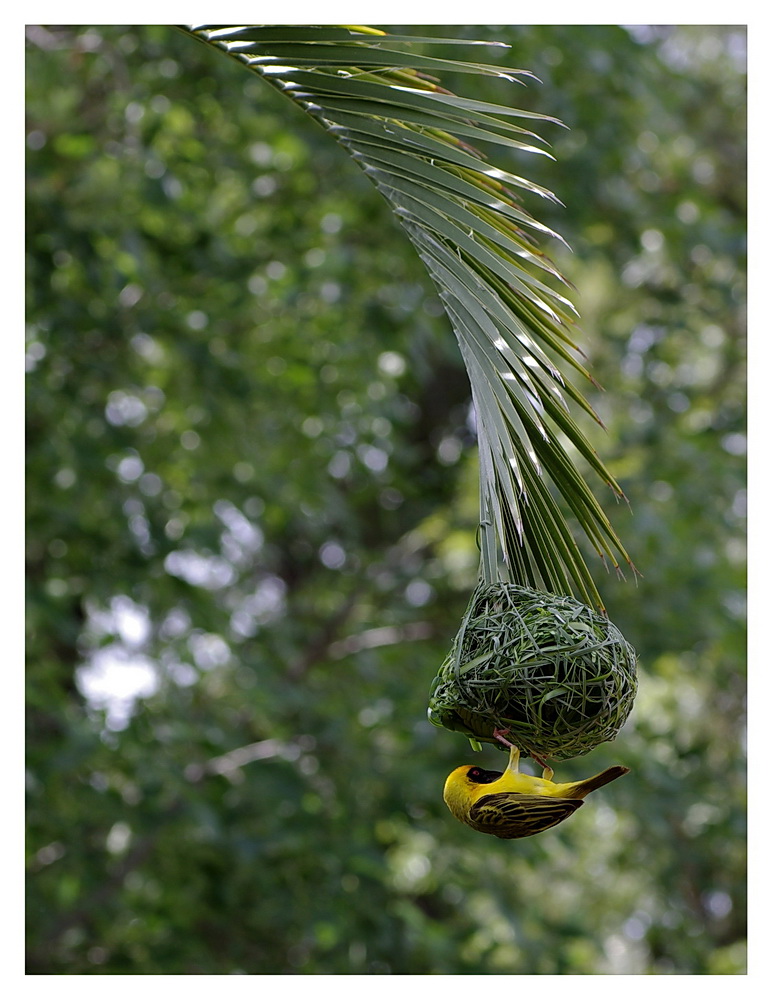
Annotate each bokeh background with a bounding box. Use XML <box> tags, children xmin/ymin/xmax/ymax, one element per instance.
<box><xmin>26</xmin><ymin>24</ymin><xmax>746</xmax><ymax>974</ymax></box>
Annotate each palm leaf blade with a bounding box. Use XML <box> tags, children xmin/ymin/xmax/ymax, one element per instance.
<box><xmin>180</xmin><ymin>24</ymin><xmax>636</xmax><ymax>609</ymax></box>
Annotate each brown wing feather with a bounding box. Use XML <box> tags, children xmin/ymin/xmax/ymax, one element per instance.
<box><xmin>469</xmin><ymin>792</ymin><xmax>583</xmax><ymax>840</ymax></box>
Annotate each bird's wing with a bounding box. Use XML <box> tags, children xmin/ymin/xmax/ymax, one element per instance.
<box><xmin>470</xmin><ymin>792</ymin><xmax>583</xmax><ymax>840</ymax></box>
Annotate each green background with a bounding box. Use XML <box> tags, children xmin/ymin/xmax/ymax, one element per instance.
<box><xmin>26</xmin><ymin>24</ymin><xmax>746</xmax><ymax>974</ymax></box>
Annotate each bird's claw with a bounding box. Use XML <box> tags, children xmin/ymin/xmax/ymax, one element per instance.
<box><xmin>495</xmin><ymin>729</ymin><xmax>553</xmax><ymax>780</ymax></box>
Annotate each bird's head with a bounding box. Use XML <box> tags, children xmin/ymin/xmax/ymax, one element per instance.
<box><xmin>443</xmin><ymin>763</ymin><xmax>503</xmax><ymax>820</ymax></box>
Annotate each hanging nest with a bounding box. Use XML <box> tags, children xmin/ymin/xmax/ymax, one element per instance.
<box><xmin>428</xmin><ymin>583</ymin><xmax>637</xmax><ymax>760</ymax></box>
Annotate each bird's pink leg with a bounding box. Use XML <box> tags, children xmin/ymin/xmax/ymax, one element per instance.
<box><xmin>494</xmin><ymin>728</ymin><xmax>553</xmax><ymax>780</ymax></box>
<box><xmin>529</xmin><ymin>750</ymin><xmax>554</xmax><ymax>781</ymax></box>
<box><xmin>492</xmin><ymin>729</ymin><xmax>521</xmax><ymax>773</ymax></box>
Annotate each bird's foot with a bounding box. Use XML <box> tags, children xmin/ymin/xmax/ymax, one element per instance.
<box><xmin>494</xmin><ymin>730</ymin><xmax>553</xmax><ymax>779</ymax></box>
<box><xmin>493</xmin><ymin>730</ymin><xmax>521</xmax><ymax>773</ymax></box>
<box><xmin>528</xmin><ymin>749</ymin><xmax>554</xmax><ymax>781</ymax></box>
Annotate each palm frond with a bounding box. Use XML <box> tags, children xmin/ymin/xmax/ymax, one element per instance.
<box><xmin>180</xmin><ymin>24</ymin><xmax>636</xmax><ymax>611</ymax></box>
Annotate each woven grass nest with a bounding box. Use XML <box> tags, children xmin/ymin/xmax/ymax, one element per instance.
<box><xmin>428</xmin><ymin>583</ymin><xmax>637</xmax><ymax>761</ymax></box>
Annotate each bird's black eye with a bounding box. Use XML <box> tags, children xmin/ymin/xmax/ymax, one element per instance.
<box><xmin>466</xmin><ymin>765</ymin><xmax>503</xmax><ymax>784</ymax></box>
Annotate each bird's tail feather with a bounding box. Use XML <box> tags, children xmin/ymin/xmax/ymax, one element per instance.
<box><xmin>570</xmin><ymin>765</ymin><xmax>630</xmax><ymax>798</ymax></box>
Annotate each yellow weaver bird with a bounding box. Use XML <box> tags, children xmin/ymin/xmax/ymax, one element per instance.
<box><xmin>443</xmin><ymin>744</ymin><xmax>629</xmax><ymax>840</ymax></box>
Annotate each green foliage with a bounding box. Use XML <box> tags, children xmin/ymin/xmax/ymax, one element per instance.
<box><xmin>26</xmin><ymin>24</ymin><xmax>745</xmax><ymax>975</ymax></box>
